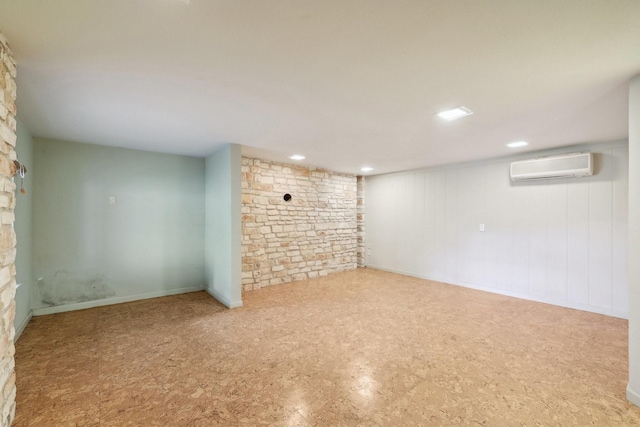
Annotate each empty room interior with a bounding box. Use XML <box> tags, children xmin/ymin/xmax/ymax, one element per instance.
<box><xmin>1</xmin><ymin>0</ymin><xmax>640</xmax><ymax>425</ymax></box>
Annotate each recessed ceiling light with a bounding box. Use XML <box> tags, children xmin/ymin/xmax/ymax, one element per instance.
<box><xmin>436</xmin><ymin>106</ymin><xmax>473</xmax><ymax>121</ymax></box>
<box><xmin>361</xmin><ymin>167</ymin><xmax>374</xmax><ymax>172</ymax></box>
<box><xmin>507</xmin><ymin>141</ymin><xmax>528</xmax><ymax>148</ymax></box>
<box><xmin>289</xmin><ymin>154</ymin><xmax>305</xmax><ymax>160</ymax></box>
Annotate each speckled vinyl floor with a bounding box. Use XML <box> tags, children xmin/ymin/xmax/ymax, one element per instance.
<box><xmin>14</xmin><ymin>268</ymin><xmax>640</xmax><ymax>426</ymax></box>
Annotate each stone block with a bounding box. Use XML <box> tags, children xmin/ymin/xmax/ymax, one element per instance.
<box><xmin>1</xmin><ymin>301</ymin><xmax>14</xmax><ymax>335</ymax></box>
<box><xmin>0</xmin><ymin>212</ymin><xmax>14</xmax><ymax>225</ymax></box>
<box><xmin>2</xmin><ymin>385</ymin><xmax>15</xmax><ymax>423</ymax></box>
<box><xmin>1</xmin><ymin>248</ymin><xmax>15</xmax><ymax>266</ymax></box>
<box><xmin>2</xmin><ymin>371</ymin><xmax>14</xmax><ymax>400</ymax></box>
<box><xmin>0</xmin><ymin>267</ymin><xmax>11</xmax><ymax>290</ymax></box>
<box><xmin>0</xmin><ymin>122</ymin><xmax>15</xmax><ymax>147</ymax></box>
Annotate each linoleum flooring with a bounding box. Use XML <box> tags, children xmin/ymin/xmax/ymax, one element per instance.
<box><xmin>14</xmin><ymin>268</ymin><xmax>640</xmax><ymax>426</ymax></box>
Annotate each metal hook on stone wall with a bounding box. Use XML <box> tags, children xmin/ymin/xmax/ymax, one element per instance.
<box><xmin>12</xmin><ymin>160</ymin><xmax>27</xmax><ymax>194</ymax></box>
<box><xmin>11</xmin><ymin>160</ymin><xmax>25</xmax><ymax>177</ymax></box>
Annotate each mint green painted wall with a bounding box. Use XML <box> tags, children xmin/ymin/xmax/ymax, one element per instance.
<box><xmin>14</xmin><ymin>118</ymin><xmax>33</xmax><ymax>337</ymax></box>
<box><xmin>205</xmin><ymin>143</ymin><xmax>242</xmax><ymax>308</ymax></box>
<box><xmin>32</xmin><ymin>139</ymin><xmax>206</xmax><ymax>308</ymax></box>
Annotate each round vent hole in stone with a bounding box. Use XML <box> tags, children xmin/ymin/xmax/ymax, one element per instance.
<box><xmin>283</xmin><ymin>193</ymin><xmax>292</xmax><ymax>202</ymax></box>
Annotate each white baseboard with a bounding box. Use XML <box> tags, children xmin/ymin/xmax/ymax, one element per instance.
<box><xmin>32</xmin><ymin>286</ymin><xmax>205</xmax><ymax>316</ymax></box>
<box><xmin>15</xmin><ymin>311</ymin><xmax>33</xmax><ymax>341</ymax></box>
<box><xmin>367</xmin><ymin>265</ymin><xmax>628</xmax><ymax>320</ymax></box>
<box><xmin>628</xmin><ymin>384</ymin><xmax>640</xmax><ymax>408</ymax></box>
<box><xmin>206</xmin><ymin>288</ymin><xmax>243</xmax><ymax>308</ymax></box>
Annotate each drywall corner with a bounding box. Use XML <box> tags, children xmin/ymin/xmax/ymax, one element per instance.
<box><xmin>205</xmin><ymin>143</ymin><xmax>242</xmax><ymax>308</ymax></box>
<box><xmin>14</xmin><ymin>118</ymin><xmax>34</xmax><ymax>339</ymax></box>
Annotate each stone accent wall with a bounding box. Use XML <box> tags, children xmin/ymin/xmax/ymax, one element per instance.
<box><xmin>241</xmin><ymin>158</ymin><xmax>357</xmax><ymax>291</ymax></box>
<box><xmin>0</xmin><ymin>33</ymin><xmax>18</xmax><ymax>426</ymax></box>
<box><xmin>356</xmin><ymin>176</ymin><xmax>365</xmax><ymax>267</ymax></box>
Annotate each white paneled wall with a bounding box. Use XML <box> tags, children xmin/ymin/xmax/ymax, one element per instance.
<box><xmin>366</xmin><ymin>142</ymin><xmax>629</xmax><ymax>318</ymax></box>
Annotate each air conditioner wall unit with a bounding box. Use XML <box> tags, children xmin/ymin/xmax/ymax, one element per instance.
<box><xmin>510</xmin><ymin>152</ymin><xmax>593</xmax><ymax>181</ymax></box>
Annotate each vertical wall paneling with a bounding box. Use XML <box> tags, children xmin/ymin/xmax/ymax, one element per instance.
<box><xmin>423</xmin><ymin>172</ymin><xmax>435</xmax><ymax>277</ymax></box>
<box><xmin>431</xmin><ymin>171</ymin><xmax>447</xmax><ymax>281</ymax></box>
<box><xmin>528</xmin><ymin>181</ymin><xmax>548</xmax><ymax>298</ymax></box>
<box><xmin>459</xmin><ymin>165</ymin><xmax>484</xmax><ymax>285</ymax></box>
<box><xmin>402</xmin><ymin>174</ymin><xmax>415</xmax><ymax>275</ymax></box>
<box><xmin>365</xmin><ymin>141</ymin><xmax>629</xmax><ymax>318</ymax></box>
<box><xmin>588</xmin><ymin>149</ymin><xmax>613</xmax><ymax>309</ymax></box>
<box><xmin>444</xmin><ymin>169</ymin><xmax>458</xmax><ymax>280</ymax></box>
<box><xmin>388</xmin><ymin>175</ymin><xmax>403</xmax><ymax>270</ymax></box>
<box><xmin>366</xmin><ymin>171</ymin><xmax>387</xmax><ymax>269</ymax></box>
<box><xmin>546</xmin><ymin>179</ymin><xmax>568</xmax><ymax>301</ymax></box>
<box><xmin>510</xmin><ymin>181</ymin><xmax>531</xmax><ymax>295</ymax></box>
<box><xmin>567</xmin><ymin>169</ymin><xmax>590</xmax><ymax>305</ymax></box>
<box><xmin>487</xmin><ymin>164</ymin><xmax>511</xmax><ymax>290</ymax></box>
<box><xmin>412</xmin><ymin>173</ymin><xmax>426</xmax><ymax>276</ymax></box>
<box><xmin>612</xmin><ymin>146</ymin><xmax>629</xmax><ymax>313</ymax></box>
<box><xmin>478</xmin><ymin>164</ymin><xmax>493</xmax><ymax>288</ymax></box>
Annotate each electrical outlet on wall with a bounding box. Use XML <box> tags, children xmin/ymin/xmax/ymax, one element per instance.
<box><xmin>479</xmin><ymin>224</ymin><xmax>485</xmax><ymax>232</ymax></box>
<box><xmin>108</xmin><ymin>195</ymin><xmax>117</xmax><ymax>205</ymax></box>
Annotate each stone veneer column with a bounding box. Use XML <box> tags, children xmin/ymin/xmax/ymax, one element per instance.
<box><xmin>0</xmin><ymin>33</ymin><xmax>18</xmax><ymax>426</ymax></box>
<box><xmin>356</xmin><ymin>176</ymin><xmax>365</xmax><ymax>267</ymax></box>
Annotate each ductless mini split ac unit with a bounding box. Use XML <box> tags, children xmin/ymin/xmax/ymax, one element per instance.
<box><xmin>510</xmin><ymin>152</ymin><xmax>593</xmax><ymax>181</ymax></box>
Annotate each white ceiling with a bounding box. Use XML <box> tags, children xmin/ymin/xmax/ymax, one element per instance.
<box><xmin>1</xmin><ymin>0</ymin><xmax>639</xmax><ymax>175</ymax></box>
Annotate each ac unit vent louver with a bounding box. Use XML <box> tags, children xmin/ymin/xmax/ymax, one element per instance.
<box><xmin>510</xmin><ymin>152</ymin><xmax>593</xmax><ymax>181</ymax></box>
